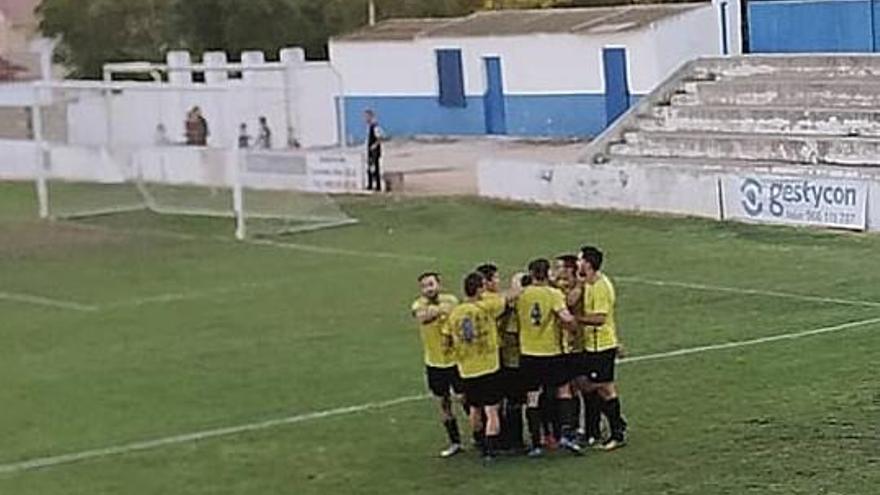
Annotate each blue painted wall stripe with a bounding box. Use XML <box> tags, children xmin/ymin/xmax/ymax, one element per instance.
<box><xmin>749</xmin><ymin>0</ymin><xmax>877</xmax><ymax>52</ymax></box>
<box><xmin>342</xmin><ymin>93</ymin><xmax>643</xmax><ymax>143</ymax></box>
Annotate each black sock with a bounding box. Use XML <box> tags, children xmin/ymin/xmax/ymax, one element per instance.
<box><xmin>540</xmin><ymin>394</ymin><xmax>558</xmax><ymax>440</ymax></box>
<box><xmin>602</xmin><ymin>397</ymin><xmax>626</xmax><ymax>440</ymax></box>
<box><xmin>473</xmin><ymin>429</ymin><xmax>485</xmax><ymax>449</ymax></box>
<box><xmin>507</xmin><ymin>403</ymin><xmax>524</xmax><ymax>448</ymax></box>
<box><xmin>558</xmin><ymin>398</ymin><xmax>577</xmax><ymax>441</ymax></box>
<box><xmin>443</xmin><ymin>418</ymin><xmax>461</xmax><ymax>445</ymax></box>
<box><xmin>586</xmin><ymin>392</ymin><xmax>602</xmax><ymax>439</ymax></box>
<box><xmin>549</xmin><ymin>396</ymin><xmax>561</xmax><ymax>440</ymax></box>
<box><xmin>485</xmin><ymin>434</ymin><xmax>499</xmax><ymax>457</ymax></box>
<box><xmin>574</xmin><ymin>395</ymin><xmax>583</xmax><ymax>432</ymax></box>
<box><xmin>526</xmin><ymin>407</ymin><xmax>542</xmax><ymax>449</ymax></box>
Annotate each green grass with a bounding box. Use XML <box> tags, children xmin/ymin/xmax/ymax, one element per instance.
<box><xmin>1</xmin><ymin>182</ymin><xmax>878</xmax><ymax>494</ymax></box>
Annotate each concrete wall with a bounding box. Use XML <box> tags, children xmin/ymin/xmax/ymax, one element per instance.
<box><xmin>478</xmin><ymin>158</ymin><xmax>880</xmax><ymax>232</ymax></box>
<box><xmin>332</xmin><ymin>5</ymin><xmax>720</xmax><ymax>142</ymax></box>
<box><xmin>0</xmin><ymin>140</ymin><xmax>364</xmax><ymax>193</ymax></box>
<box><xmin>0</xmin><ymin>48</ymin><xmax>343</xmax><ymax>149</ymax></box>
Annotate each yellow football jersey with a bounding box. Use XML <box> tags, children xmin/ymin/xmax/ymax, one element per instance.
<box><xmin>582</xmin><ymin>273</ymin><xmax>618</xmax><ymax>352</ymax></box>
<box><xmin>514</xmin><ymin>285</ymin><xmax>567</xmax><ymax>357</ymax></box>
<box><xmin>444</xmin><ymin>296</ymin><xmax>506</xmax><ymax>379</ymax></box>
<box><xmin>411</xmin><ymin>293</ymin><xmax>459</xmax><ymax>368</ymax></box>
<box><xmin>482</xmin><ymin>291</ymin><xmax>519</xmax><ymax>368</ymax></box>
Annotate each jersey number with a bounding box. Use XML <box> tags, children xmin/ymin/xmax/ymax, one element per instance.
<box><xmin>530</xmin><ymin>303</ymin><xmax>542</xmax><ymax>326</ymax></box>
<box><xmin>461</xmin><ymin>317</ymin><xmax>476</xmax><ymax>343</ymax></box>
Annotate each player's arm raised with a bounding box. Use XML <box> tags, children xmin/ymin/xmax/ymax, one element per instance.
<box><xmin>413</xmin><ymin>305</ymin><xmax>442</xmax><ymax>324</ymax></box>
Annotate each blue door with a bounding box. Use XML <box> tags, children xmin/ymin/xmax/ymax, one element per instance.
<box><xmin>720</xmin><ymin>2</ymin><xmax>730</xmax><ymax>55</ymax></box>
<box><xmin>483</xmin><ymin>57</ymin><xmax>507</xmax><ymax>135</ymax></box>
<box><xmin>602</xmin><ymin>47</ymin><xmax>630</xmax><ymax>126</ymax></box>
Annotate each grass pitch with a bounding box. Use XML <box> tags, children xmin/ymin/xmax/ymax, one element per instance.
<box><xmin>1</xmin><ymin>182</ymin><xmax>878</xmax><ymax>494</ymax></box>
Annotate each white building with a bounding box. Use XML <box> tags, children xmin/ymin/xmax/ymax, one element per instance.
<box><xmin>330</xmin><ymin>2</ymin><xmax>723</xmax><ymax>143</ymax></box>
<box><xmin>0</xmin><ymin>2</ymin><xmax>728</xmax><ymax>152</ymax></box>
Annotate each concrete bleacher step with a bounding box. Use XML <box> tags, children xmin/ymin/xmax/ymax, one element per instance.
<box><xmin>610</xmin><ymin>130</ymin><xmax>880</xmax><ymax>166</ymax></box>
<box><xmin>640</xmin><ymin>106</ymin><xmax>880</xmax><ymax>137</ymax></box>
<box><xmin>694</xmin><ymin>55</ymin><xmax>880</xmax><ymax>81</ymax></box>
<box><xmin>602</xmin><ymin>153</ymin><xmax>880</xmax><ymax>173</ymax></box>
<box><xmin>685</xmin><ymin>80</ymin><xmax>880</xmax><ymax>108</ymax></box>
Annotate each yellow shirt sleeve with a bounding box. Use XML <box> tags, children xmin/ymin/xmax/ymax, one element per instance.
<box><xmin>591</xmin><ymin>283</ymin><xmax>612</xmax><ymax>314</ymax></box>
<box><xmin>477</xmin><ymin>295</ymin><xmax>506</xmax><ymax>319</ymax></box>
<box><xmin>551</xmin><ymin>289</ymin><xmax>567</xmax><ymax>314</ymax></box>
<box><xmin>441</xmin><ymin>295</ymin><xmax>460</xmax><ymax>312</ymax></box>
<box><xmin>411</xmin><ymin>299</ymin><xmax>422</xmax><ymax>313</ymax></box>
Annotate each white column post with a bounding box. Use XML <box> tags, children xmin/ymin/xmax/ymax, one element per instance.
<box><xmin>231</xmin><ymin>148</ymin><xmax>246</xmax><ymax>240</ymax></box>
<box><xmin>280</xmin><ymin>47</ymin><xmax>305</xmax><ymax>149</ymax></box>
<box><xmin>204</xmin><ymin>51</ymin><xmax>229</xmax><ymax>84</ymax></box>
<box><xmin>31</xmin><ymin>90</ymin><xmax>49</xmax><ymax>219</ymax></box>
<box><xmin>167</xmin><ymin>50</ymin><xmax>193</xmax><ymax>85</ymax></box>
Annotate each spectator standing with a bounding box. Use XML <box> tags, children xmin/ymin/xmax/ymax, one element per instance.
<box><xmin>238</xmin><ymin>123</ymin><xmax>251</xmax><ymax>149</ymax></box>
<box><xmin>185</xmin><ymin>107</ymin><xmax>209</xmax><ymax>146</ymax></box>
<box><xmin>256</xmin><ymin>116</ymin><xmax>272</xmax><ymax>149</ymax></box>
<box><xmin>364</xmin><ymin>109</ymin><xmax>384</xmax><ymax>192</ymax></box>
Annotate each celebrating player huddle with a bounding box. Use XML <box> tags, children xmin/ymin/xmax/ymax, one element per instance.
<box><xmin>410</xmin><ymin>246</ymin><xmax>627</xmax><ymax>461</ymax></box>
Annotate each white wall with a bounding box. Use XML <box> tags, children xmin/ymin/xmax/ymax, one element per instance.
<box><xmin>649</xmin><ymin>5</ymin><xmax>723</xmax><ymax>87</ymax></box>
<box><xmin>479</xmin><ymin>159</ymin><xmax>880</xmax><ymax>232</ymax></box>
<box><xmin>332</xmin><ymin>34</ymin><xmax>617</xmax><ymax>96</ymax></box>
<box><xmin>329</xmin><ymin>41</ymin><xmax>440</xmax><ymax>96</ymax></box>
<box><xmin>330</xmin><ymin>6</ymin><xmax>720</xmax><ymax>98</ymax></box>
<box><xmin>297</xmin><ymin>63</ymin><xmax>342</xmax><ymax>147</ymax></box>
<box><xmin>0</xmin><ymin>49</ymin><xmax>342</xmax><ymax>149</ymax></box>
<box><xmin>478</xmin><ymin>159</ymin><xmax>720</xmax><ymax>218</ymax></box>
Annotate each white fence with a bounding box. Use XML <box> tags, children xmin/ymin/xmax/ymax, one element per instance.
<box><xmin>479</xmin><ymin>159</ymin><xmax>880</xmax><ymax>232</ymax></box>
<box><xmin>0</xmin><ymin>140</ymin><xmax>366</xmax><ymax>194</ymax></box>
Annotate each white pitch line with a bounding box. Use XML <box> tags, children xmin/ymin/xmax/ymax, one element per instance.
<box><xmin>0</xmin><ymin>291</ymin><xmax>98</xmax><ymax>312</ymax></box>
<box><xmin>100</xmin><ymin>280</ymin><xmax>287</xmax><ymax>310</ymax></box>
<box><xmin>0</xmin><ymin>394</ymin><xmax>428</xmax><ymax>476</ymax></box>
<box><xmin>97</xmin><ymin>273</ymin><xmax>880</xmax><ymax>314</ymax></box>
<box><xmin>245</xmin><ymin>238</ymin><xmax>437</xmax><ymax>263</ymax></box>
<box><xmin>57</xmin><ymin>222</ymin><xmax>878</xmax><ymax>308</ymax></box>
<box><xmin>59</xmin><ymin>221</ymin><xmax>436</xmax><ymax>263</ymax></box>
<box><xmin>2</xmin><ymin>315</ymin><xmax>879</xmax><ymax>476</ymax></box>
<box><xmin>618</xmin><ymin>276</ymin><xmax>880</xmax><ymax>309</ymax></box>
<box><xmin>620</xmin><ymin>316</ymin><xmax>880</xmax><ymax>364</ymax></box>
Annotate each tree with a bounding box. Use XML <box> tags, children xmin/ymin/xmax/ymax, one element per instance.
<box><xmin>40</xmin><ymin>0</ymin><xmax>173</xmax><ymax>77</ymax></box>
<box><xmin>38</xmin><ymin>0</ymin><xmax>656</xmax><ymax>77</ymax></box>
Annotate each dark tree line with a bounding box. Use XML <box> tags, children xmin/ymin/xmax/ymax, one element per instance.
<box><xmin>38</xmin><ymin>0</ymin><xmax>676</xmax><ymax>77</ymax></box>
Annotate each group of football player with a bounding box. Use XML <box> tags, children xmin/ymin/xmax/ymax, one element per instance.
<box><xmin>410</xmin><ymin>246</ymin><xmax>627</xmax><ymax>461</ymax></box>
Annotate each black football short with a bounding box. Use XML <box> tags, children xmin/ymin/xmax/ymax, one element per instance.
<box><xmin>500</xmin><ymin>365</ymin><xmax>527</xmax><ymax>404</ymax></box>
<box><xmin>425</xmin><ymin>365</ymin><xmax>463</xmax><ymax>397</ymax></box>
<box><xmin>582</xmin><ymin>348</ymin><xmax>618</xmax><ymax>384</ymax></box>
<box><xmin>563</xmin><ymin>352</ymin><xmax>585</xmax><ymax>382</ymax></box>
<box><xmin>520</xmin><ymin>355</ymin><xmax>569</xmax><ymax>392</ymax></box>
<box><xmin>462</xmin><ymin>371</ymin><xmax>504</xmax><ymax>408</ymax></box>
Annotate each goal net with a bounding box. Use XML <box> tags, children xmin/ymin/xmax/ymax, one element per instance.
<box><xmin>9</xmin><ymin>83</ymin><xmax>359</xmax><ymax>239</ymax></box>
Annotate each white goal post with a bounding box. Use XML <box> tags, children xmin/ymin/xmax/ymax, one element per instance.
<box><xmin>2</xmin><ymin>82</ymin><xmax>362</xmax><ymax>239</ymax></box>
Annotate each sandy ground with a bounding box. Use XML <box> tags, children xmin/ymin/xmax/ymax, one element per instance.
<box><xmin>378</xmin><ymin>137</ymin><xmax>588</xmax><ymax>196</ymax></box>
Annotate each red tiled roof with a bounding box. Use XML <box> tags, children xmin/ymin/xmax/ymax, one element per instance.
<box><xmin>0</xmin><ymin>56</ymin><xmax>27</xmax><ymax>81</ymax></box>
